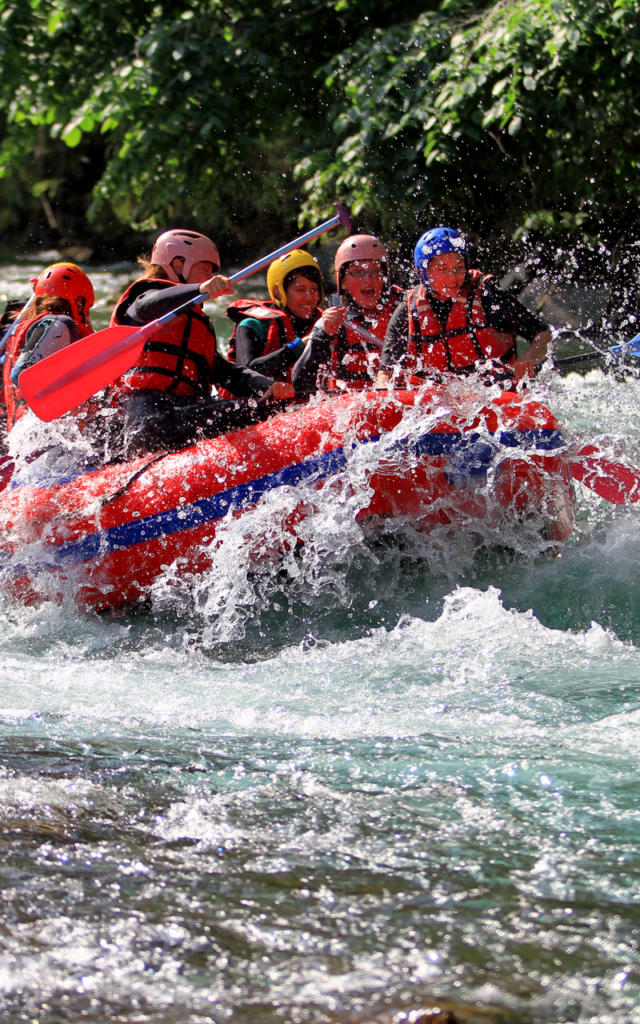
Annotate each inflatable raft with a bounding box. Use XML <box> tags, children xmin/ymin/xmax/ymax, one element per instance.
<box><xmin>0</xmin><ymin>386</ymin><xmax>575</xmax><ymax>612</ymax></box>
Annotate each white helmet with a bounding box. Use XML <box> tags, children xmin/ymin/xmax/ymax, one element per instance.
<box><xmin>151</xmin><ymin>229</ymin><xmax>220</xmax><ymax>283</ymax></box>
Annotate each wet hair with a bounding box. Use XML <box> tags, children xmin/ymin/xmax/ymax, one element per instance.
<box><xmin>137</xmin><ymin>258</ymin><xmax>166</xmax><ymax>281</ymax></box>
<box><xmin>17</xmin><ymin>295</ymin><xmax>74</xmax><ymax>322</ymax></box>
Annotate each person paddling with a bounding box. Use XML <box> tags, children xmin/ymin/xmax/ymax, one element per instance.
<box><xmin>3</xmin><ymin>262</ymin><xmax>95</xmax><ymax>433</ymax></box>
<box><xmin>225</xmin><ymin>249</ymin><xmax>324</xmax><ymax>382</ymax></box>
<box><xmin>292</xmin><ymin>234</ymin><xmax>403</xmax><ymax>393</ymax></box>
<box><xmin>377</xmin><ymin>227</ymin><xmax>552</xmax><ymax>386</ymax></box>
<box><xmin>108</xmin><ymin>229</ymin><xmax>294</xmax><ymax>457</ymax></box>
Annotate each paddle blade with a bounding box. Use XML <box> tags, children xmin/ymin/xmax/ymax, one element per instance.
<box><xmin>334</xmin><ymin>202</ymin><xmax>353</xmax><ymax>233</ymax></box>
<box><xmin>627</xmin><ymin>336</ymin><xmax>640</xmax><ymax>356</ymax></box>
<box><xmin>570</xmin><ymin>445</ymin><xmax>640</xmax><ymax>505</ymax></box>
<box><xmin>0</xmin><ymin>454</ymin><xmax>14</xmax><ymax>493</ymax></box>
<box><xmin>19</xmin><ymin>325</ymin><xmax>147</xmax><ymax>422</ymax></box>
<box><xmin>607</xmin><ymin>333</ymin><xmax>640</xmax><ymax>358</ymax></box>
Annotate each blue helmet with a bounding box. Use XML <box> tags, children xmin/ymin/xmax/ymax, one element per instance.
<box><xmin>414</xmin><ymin>227</ymin><xmax>467</xmax><ymax>281</ymax></box>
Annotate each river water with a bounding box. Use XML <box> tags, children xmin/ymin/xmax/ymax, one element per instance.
<box><xmin>0</xmin><ymin>260</ymin><xmax>639</xmax><ymax>1024</ymax></box>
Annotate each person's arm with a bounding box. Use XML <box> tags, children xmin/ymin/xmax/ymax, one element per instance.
<box><xmin>249</xmin><ymin>341</ymin><xmax>304</xmax><ymax>381</ymax></box>
<box><xmin>285</xmin><ymin>306</ymin><xmax>346</xmax><ymax>393</ymax></box>
<box><xmin>233</xmin><ymin>318</ymin><xmax>268</xmax><ymax>366</ymax></box>
<box><xmin>234</xmin><ymin>317</ymin><xmax>306</xmax><ymax>380</ymax></box>
<box><xmin>291</xmin><ymin>324</ymin><xmax>334</xmax><ymax>393</ymax></box>
<box><xmin>125</xmin><ymin>283</ymin><xmax>200</xmax><ymax>324</ymax></box>
<box><xmin>213</xmin><ymin>354</ymin><xmax>273</xmax><ymax>397</ymax></box>
<box><xmin>481</xmin><ymin>281</ymin><xmax>551</xmax><ymax>366</ymax></box>
<box><xmin>12</xmin><ymin>316</ymin><xmax>82</xmax><ymax>381</ymax></box>
<box><xmin>125</xmin><ymin>275</ymin><xmax>233</xmax><ymax>325</ymax></box>
<box><xmin>213</xmin><ymin>354</ymin><xmax>294</xmax><ymax>401</ymax></box>
<box><xmin>518</xmin><ymin>327</ymin><xmax>552</xmax><ymax>366</ymax></box>
<box><xmin>377</xmin><ymin>302</ymin><xmax>409</xmax><ymax>385</ymax></box>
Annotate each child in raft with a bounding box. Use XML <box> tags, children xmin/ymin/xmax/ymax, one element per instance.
<box><xmin>291</xmin><ymin>234</ymin><xmax>403</xmax><ymax>393</ymax></box>
<box><xmin>225</xmin><ymin>249</ymin><xmax>325</xmax><ymax>382</ymax></box>
<box><xmin>107</xmin><ymin>229</ymin><xmax>294</xmax><ymax>457</ymax></box>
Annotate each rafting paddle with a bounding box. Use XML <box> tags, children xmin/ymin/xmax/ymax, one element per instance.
<box><xmin>552</xmin><ymin>351</ymin><xmax>610</xmax><ymax>372</ymax></box>
<box><xmin>569</xmin><ymin>445</ymin><xmax>640</xmax><ymax>505</ymax></box>
<box><xmin>552</xmin><ymin>329</ymin><xmax>640</xmax><ymax>373</ymax></box>
<box><xmin>607</xmin><ymin>332</ymin><xmax>640</xmax><ymax>359</ymax></box>
<box><xmin>344</xmin><ymin>317</ymin><xmax>384</xmax><ymax>350</ymax></box>
<box><xmin>19</xmin><ymin>203</ymin><xmax>352</xmax><ymax>422</ymax></box>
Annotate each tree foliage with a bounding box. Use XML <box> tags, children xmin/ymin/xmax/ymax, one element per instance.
<box><xmin>0</xmin><ymin>0</ymin><xmax>428</xmax><ymax>251</ymax></box>
<box><xmin>298</xmin><ymin>0</ymin><xmax>640</xmax><ymax>255</ymax></box>
<box><xmin>1</xmin><ymin>0</ymin><xmax>640</xmax><ymax>261</ymax></box>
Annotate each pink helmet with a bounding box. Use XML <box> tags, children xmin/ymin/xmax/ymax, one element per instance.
<box><xmin>151</xmin><ymin>229</ymin><xmax>220</xmax><ymax>283</ymax></box>
<box><xmin>334</xmin><ymin>234</ymin><xmax>388</xmax><ymax>288</ymax></box>
<box><xmin>31</xmin><ymin>262</ymin><xmax>95</xmax><ymax>325</ymax></box>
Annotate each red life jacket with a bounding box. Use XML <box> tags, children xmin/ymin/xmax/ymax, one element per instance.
<box><xmin>225</xmin><ymin>299</ymin><xmax>298</xmax><ymax>360</ymax></box>
<box><xmin>331</xmin><ymin>285</ymin><xmax>403</xmax><ymax>387</ymax></box>
<box><xmin>225</xmin><ymin>298</ymin><xmax>322</xmax><ymax>385</ymax></box>
<box><xmin>110</xmin><ymin>278</ymin><xmax>217</xmax><ymax>397</ymax></box>
<box><xmin>3</xmin><ymin>313</ymin><xmax>92</xmax><ymax>431</ymax></box>
<box><xmin>406</xmin><ymin>270</ymin><xmax>517</xmax><ymax>374</ymax></box>
<box><xmin>0</xmin><ymin>299</ymin><xmax>26</xmax><ymax>424</ymax></box>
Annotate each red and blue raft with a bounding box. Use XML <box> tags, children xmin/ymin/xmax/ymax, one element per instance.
<box><xmin>0</xmin><ymin>386</ymin><xmax>575</xmax><ymax>612</ymax></box>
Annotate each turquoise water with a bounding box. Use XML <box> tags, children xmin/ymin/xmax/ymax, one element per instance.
<box><xmin>1</xmin><ymin>262</ymin><xmax>640</xmax><ymax>1024</ymax></box>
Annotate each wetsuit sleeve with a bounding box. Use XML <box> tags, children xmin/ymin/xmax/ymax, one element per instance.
<box><xmin>12</xmin><ymin>315</ymin><xmax>82</xmax><ymax>381</ymax></box>
<box><xmin>212</xmin><ymin>354</ymin><xmax>274</xmax><ymax>398</ymax></box>
<box><xmin>234</xmin><ymin>318</ymin><xmax>268</xmax><ymax>366</ymax></box>
<box><xmin>290</xmin><ymin>324</ymin><xmax>333</xmax><ymax>393</ymax></box>
<box><xmin>380</xmin><ymin>302</ymin><xmax>410</xmax><ymax>370</ymax></box>
<box><xmin>123</xmin><ymin>283</ymin><xmax>203</xmax><ymax>326</ymax></box>
<box><xmin>248</xmin><ymin>344</ymin><xmax>302</xmax><ymax>380</ymax></box>
<box><xmin>480</xmin><ymin>281</ymin><xmax>548</xmax><ymax>341</ymax></box>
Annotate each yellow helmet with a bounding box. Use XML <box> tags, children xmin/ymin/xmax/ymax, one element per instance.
<box><xmin>266</xmin><ymin>249</ymin><xmax>324</xmax><ymax>308</ymax></box>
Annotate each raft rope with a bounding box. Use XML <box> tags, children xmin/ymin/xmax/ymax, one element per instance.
<box><xmin>100</xmin><ymin>451</ymin><xmax>170</xmax><ymax>509</ymax></box>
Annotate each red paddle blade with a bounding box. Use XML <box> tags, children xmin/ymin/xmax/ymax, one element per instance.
<box><xmin>18</xmin><ymin>325</ymin><xmax>148</xmax><ymax>422</ymax></box>
<box><xmin>0</xmin><ymin>454</ymin><xmax>14</xmax><ymax>493</ymax></box>
<box><xmin>570</xmin><ymin>445</ymin><xmax>640</xmax><ymax>505</ymax></box>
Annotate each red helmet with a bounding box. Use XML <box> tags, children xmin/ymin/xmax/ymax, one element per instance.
<box><xmin>334</xmin><ymin>234</ymin><xmax>388</xmax><ymax>288</ymax></box>
<box><xmin>151</xmin><ymin>229</ymin><xmax>220</xmax><ymax>283</ymax></box>
<box><xmin>31</xmin><ymin>262</ymin><xmax>95</xmax><ymax>325</ymax></box>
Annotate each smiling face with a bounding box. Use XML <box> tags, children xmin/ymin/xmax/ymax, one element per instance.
<box><xmin>425</xmin><ymin>252</ymin><xmax>467</xmax><ymax>299</ymax></box>
<box><xmin>340</xmin><ymin>260</ymin><xmax>385</xmax><ymax>312</ymax></box>
<box><xmin>284</xmin><ymin>272</ymin><xmax>321</xmax><ymax>321</ymax></box>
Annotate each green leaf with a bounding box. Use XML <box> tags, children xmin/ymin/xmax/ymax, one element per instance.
<box><xmin>62</xmin><ymin>125</ymin><xmax>83</xmax><ymax>147</ymax></box>
<box><xmin>508</xmin><ymin>114</ymin><xmax>522</xmax><ymax>135</ymax></box>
